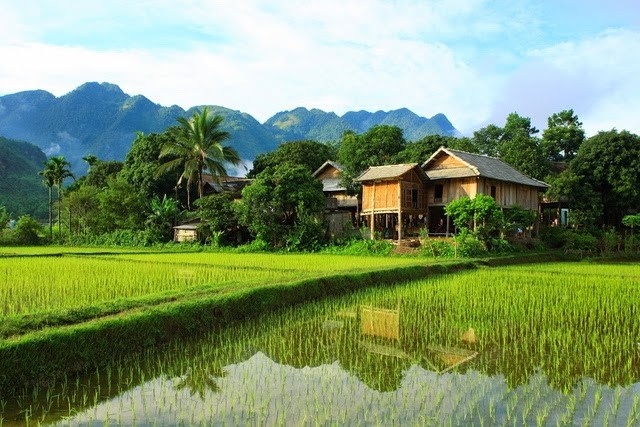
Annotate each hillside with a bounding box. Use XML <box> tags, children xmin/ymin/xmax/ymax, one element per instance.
<box><xmin>265</xmin><ymin>107</ymin><xmax>458</xmax><ymax>142</ymax></box>
<box><xmin>0</xmin><ymin>82</ymin><xmax>458</xmax><ymax>177</ymax></box>
<box><xmin>0</xmin><ymin>137</ymin><xmax>48</xmax><ymax>219</ymax></box>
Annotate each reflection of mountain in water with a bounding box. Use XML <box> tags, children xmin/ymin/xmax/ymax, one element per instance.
<box><xmin>54</xmin><ymin>352</ymin><xmax>640</xmax><ymax>426</ymax></box>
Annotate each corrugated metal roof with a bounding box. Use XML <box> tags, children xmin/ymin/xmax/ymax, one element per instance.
<box><xmin>321</xmin><ymin>178</ymin><xmax>346</xmax><ymax>192</ymax></box>
<box><xmin>356</xmin><ymin>163</ymin><xmax>423</xmax><ymax>182</ymax></box>
<box><xmin>423</xmin><ymin>147</ymin><xmax>549</xmax><ymax>188</ymax></box>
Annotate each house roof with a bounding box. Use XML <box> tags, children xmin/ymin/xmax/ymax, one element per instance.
<box><xmin>355</xmin><ymin>163</ymin><xmax>428</xmax><ymax>183</ymax></box>
<box><xmin>312</xmin><ymin>160</ymin><xmax>344</xmax><ymax>177</ymax></box>
<box><xmin>422</xmin><ymin>147</ymin><xmax>549</xmax><ymax>188</ymax></box>
<box><xmin>320</xmin><ymin>178</ymin><xmax>346</xmax><ymax>192</ymax></box>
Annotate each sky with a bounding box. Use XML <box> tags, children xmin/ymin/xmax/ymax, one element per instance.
<box><xmin>1</xmin><ymin>0</ymin><xmax>639</xmax><ymax>136</ymax></box>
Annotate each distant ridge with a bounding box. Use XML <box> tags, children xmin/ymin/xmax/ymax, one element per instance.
<box><xmin>0</xmin><ymin>82</ymin><xmax>459</xmax><ymax>174</ymax></box>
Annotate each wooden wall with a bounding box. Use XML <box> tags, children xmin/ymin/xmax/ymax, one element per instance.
<box><xmin>426</xmin><ymin>178</ymin><xmax>540</xmax><ymax>210</ymax></box>
<box><xmin>361</xmin><ymin>181</ymin><xmax>399</xmax><ymax>212</ymax></box>
<box><xmin>361</xmin><ymin>169</ymin><xmax>429</xmax><ymax>214</ymax></box>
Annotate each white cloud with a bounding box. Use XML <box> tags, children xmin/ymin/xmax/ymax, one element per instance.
<box><xmin>0</xmin><ymin>1</ymin><xmax>638</xmax><ymax>137</ymax></box>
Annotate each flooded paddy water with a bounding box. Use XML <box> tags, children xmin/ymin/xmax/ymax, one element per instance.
<box><xmin>3</xmin><ymin>262</ymin><xmax>640</xmax><ymax>426</ymax></box>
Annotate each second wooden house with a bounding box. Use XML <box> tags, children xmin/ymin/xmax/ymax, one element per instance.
<box><xmin>421</xmin><ymin>147</ymin><xmax>550</xmax><ymax>235</ymax></box>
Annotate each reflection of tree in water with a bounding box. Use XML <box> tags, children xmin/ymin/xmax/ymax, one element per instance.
<box><xmin>174</xmin><ymin>365</ymin><xmax>226</xmax><ymax>399</ymax></box>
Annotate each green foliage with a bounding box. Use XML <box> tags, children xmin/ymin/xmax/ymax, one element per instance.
<box><xmin>337</xmin><ymin>126</ymin><xmax>407</xmax><ymax>194</ymax></box>
<box><xmin>195</xmin><ymin>193</ymin><xmax>239</xmax><ymax>245</ymax></box>
<box><xmin>445</xmin><ymin>195</ymin><xmax>505</xmax><ymax>245</ymax></box>
<box><xmin>66</xmin><ymin>178</ymin><xmax>147</xmax><ymax>236</ymax></box>
<box><xmin>539</xmin><ymin>227</ymin><xmax>598</xmax><ymax>253</ymax></box>
<box><xmin>237</xmin><ymin>163</ymin><xmax>326</xmax><ymax>248</ymax></box>
<box><xmin>146</xmin><ymin>195</ymin><xmax>184</xmax><ymax>243</ymax></box>
<box><xmin>248</xmin><ymin>140</ymin><xmax>336</xmax><ymax>178</ymax></box>
<box><xmin>504</xmin><ymin>205</ymin><xmax>537</xmax><ymax>236</ymax></box>
<box><xmin>622</xmin><ymin>214</ymin><xmax>640</xmax><ymax>229</ymax></box>
<box><xmin>158</xmin><ymin>107</ymin><xmax>241</xmax><ymax>209</ymax></box>
<box><xmin>541</xmin><ymin>109</ymin><xmax>585</xmax><ymax>161</ymax></box>
<box><xmin>120</xmin><ymin>130</ymin><xmax>183</xmax><ymax>200</ymax></box>
<box><xmin>12</xmin><ymin>215</ymin><xmax>44</xmax><ymax>245</ymax></box>
<box><xmin>570</xmin><ymin>129</ymin><xmax>640</xmax><ymax>226</ymax></box>
<box><xmin>323</xmin><ymin>237</ymin><xmax>394</xmax><ymax>255</ymax></box>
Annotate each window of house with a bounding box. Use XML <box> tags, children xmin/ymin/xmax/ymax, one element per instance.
<box><xmin>434</xmin><ymin>185</ymin><xmax>443</xmax><ymax>203</ymax></box>
<box><xmin>411</xmin><ymin>189</ymin><xmax>419</xmax><ymax>208</ymax></box>
<box><xmin>490</xmin><ymin>185</ymin><xmax>497</xmax><ymax>200</ymax></box>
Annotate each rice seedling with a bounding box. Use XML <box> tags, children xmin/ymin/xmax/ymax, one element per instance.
<box><xmin>2</xmin><ymin>260</ymin><xmax>640</xmax><ymax>425</ymax></box>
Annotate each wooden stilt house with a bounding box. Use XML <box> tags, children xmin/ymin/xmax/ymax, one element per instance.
<box><xmin>421</xmin><ymin>147</ymin><xmax>550</xmax><ymax>235</ymax></box>
<box><xmin>356</xmin><ymin>163</ymin><xmax>429</xmax><ymax>242</ymax></box>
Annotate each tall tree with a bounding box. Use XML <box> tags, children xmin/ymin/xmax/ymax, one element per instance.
<box><xmin>157</xmin><ymin>108</ymin><xmax>241</xmax><ymax>209</ymax></box>
<box><xmin>248</xmin><ymin>140</ymin><xmax>336</xmax><ymax>178</ymax></box>
<box><xmin>570</xmin><ymin>129</ymin><xmax>640</xmax><ymax>226</ymax></box>
<box><xmin>40</xmin><ymin>156</ymin><xmax>74</xmax><ymax>239</ymax></box>
<box><xmin>337</xmin><ymin>125</ymin><xmax>406</xmax><ymax>194</ymax></box>
<box><xmin>471</xmin><ymin>124</ymin><xmax>503</xmax><ymax>157</ymax></box>
<box><xmin>39</xmin><ymin>165</ymin><xmax>56</xmax><ymax>239</ymax></box>
<box><xmin>499</xmin><ymin>113</ymin><xmax>549</xmax><ymax>180</ymax></box>
<box><xmin>541</xmin><ymin>109</ymin><xmax>585</xmax><ymax>161</ymax></box>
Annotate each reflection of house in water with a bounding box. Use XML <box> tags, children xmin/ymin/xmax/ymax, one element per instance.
<box><xmin>256</xmin><ymin>303</ymin><xmax>478</xmax><ymax>392</ymax></box>
<box><xmin>357</xmin><ymin>304</ymin><xmax>478</xmax><ymax>373</ymax></box>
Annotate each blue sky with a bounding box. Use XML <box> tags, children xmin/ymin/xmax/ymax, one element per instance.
<box><xmin>1</xmin><ymin>0</ymin><xmax>639</xmax><ymax>135</ymax></box>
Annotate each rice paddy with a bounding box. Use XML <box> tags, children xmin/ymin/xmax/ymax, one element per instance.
<box><xmin>0</xmin><ymin>251</ymin><xmax>428</xmax><ymax>317</ymax></box>
<box><xmin>2</xmin><ymin>258</ymin><xmax>640</xmax><ymax>426</ymax></box>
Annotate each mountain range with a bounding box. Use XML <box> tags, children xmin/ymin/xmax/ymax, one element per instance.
<box><xmin>0</xmin><ymin>82</ymin><xmax>458</xmax><ymax>175</ymax></box>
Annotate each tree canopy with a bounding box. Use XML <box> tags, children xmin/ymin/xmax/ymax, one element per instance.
<box><xmin>248</xmin><ymin>140</ymin><xmax>336</xmax><ymax>178</ymax></box>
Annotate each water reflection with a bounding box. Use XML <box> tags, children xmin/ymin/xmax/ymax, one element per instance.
<box><xmin>4</xmin><ymin>291</ymin><xmax>640</xmax><ymax>426</ymax></box>
<box><xmin>51</xmin><ymin>352</ymin><xmax>640</xmax><ymax>426</ymax></box>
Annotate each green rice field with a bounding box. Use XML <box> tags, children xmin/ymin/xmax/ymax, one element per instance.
<box><xmin>1</xmin><ymin>250</ymin><xmax>429</xmax><ymax>317</ymax></box>
<box><xmin>2</xmin><ymin>257</ymin><xmax>640</xmax><ymax>426</ymax></box>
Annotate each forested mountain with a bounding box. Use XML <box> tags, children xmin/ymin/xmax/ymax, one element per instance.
<box><xmin>265</xmin><ymin>107</ymin><xmax>458</xmax><ymax>142</ymax></box>
<box><xmin>0</xmin><ymin>137</ymin><xmax>48</xmax><ymax>219</ymax></box>
<box><xmin>0</xmin><ymin>82</ymin><xmax>458</xmax><ymax>176</ymax></box>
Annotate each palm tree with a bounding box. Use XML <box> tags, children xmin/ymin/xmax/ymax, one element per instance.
<box><xmin>40</xmin><ymin>156</ymin><xmax>74</xmax><ymax>240</ymax></box>
<box><xmin>38</xmin><ymin>167</ymin><xmax>56</xmax><ymax>240</ymax></box>
<box><xmin>157</xmin><ymin>107</ymin><xmax>241</xmax><ymax>209</ymax></box>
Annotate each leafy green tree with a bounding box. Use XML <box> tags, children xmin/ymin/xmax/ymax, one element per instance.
<box><xmin>445</xmin><ymin>194</ymin><xmax>505</xmax><ymax>245</ymax></box>
<box><xmin>66</xmin><ymin>185</ymin><xmax>101</xmax><ymax>235</ymax></box>
<box><xmin>146</xmin><ymin>195</ymin><xmax>183</xmax><ymax>242</ymax></box>
<box><xmin>13</xmin><ymin>215</ymin><xmax>43</xmax><ymax>245</ymax></box>
<box><xmin>396</xmin><ymin>135</ymin><xmax>455</xmax><ymax>163</ymax></box>
<box><xmin>499</xmin><ymin>113</ymin><xmax>549</xmax><ymax>180</ymax></box>
<box><xmin>570</xmin><ymin>129</ymin><xmax>640</xmax><ymax>226</ymax></box>
<box><xmin>337</xmin><ymin>125</ymin><xmax>406</xmax><ymax>194</ymax></box>
<box><xmin>195</xmin><ymin>193</ymin><xmax>240</xmax><ymax>245</ymax></box>
<box><xmin>40</xmin><ymin>156</ymin><xmax>74</xmax><ymax>240</ymax></box>
<box><xmin>120</xmin><ymin>130</ymin><xmax>182</xmax><ymax>199</ymax></box>
<box><xmin>157</xmin><ymin>108</ymin><xmax>241</xmax><ymax>209</ymax></box>
<box><xmin>96</xmin><ymin>178</ymin><xmax>147</xmax><ymax>233</ymax></box>
<box><xmin>83</xmin><ymin>161</ymin><xmax>123</xmax><ymax>188</ymax></box>
<box><xmin>541</xmin><ymin>109</ymin><xmax>585</xmax><ymax>162</ymax></box>
<box><xmin>236</xmin><ymin>163</ymin><xmax>325</xmax><ymax>248</ymax></box>
<box><xmin>471</xmin><ymin>124</ymin><xmax>503</xmax><ymax>157</ymax></box>
<box><xmin>248</xmin><ymin>140</ymin><xmax>336</xmax><ymax>178</ymax></box>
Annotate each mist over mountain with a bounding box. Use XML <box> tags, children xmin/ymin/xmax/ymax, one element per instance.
<box><xmin>0</xmin><ymin>82</ymin><xmax>458</xmax><ymax>175</ymax></box>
